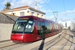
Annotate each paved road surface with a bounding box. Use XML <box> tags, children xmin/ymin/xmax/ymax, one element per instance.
<box><xmin>70</xmin><ymin>31</ymin><xmax>75</xmax><ymax>36</ymax></box>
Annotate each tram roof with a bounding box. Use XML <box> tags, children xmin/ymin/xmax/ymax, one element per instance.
<box><xmin>19</xmin><ymin>16</ymin><xmax>55</xmax><ymax>23</ymax></box>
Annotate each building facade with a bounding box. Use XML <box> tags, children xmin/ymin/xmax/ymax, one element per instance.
<box><xmin>58</xmin><ymin>21</ymin><xmax>72</xmax><ymax>29</ymax></box>
<box><xmin>1</xmin><ymin>5</ymin><xmax>46</xmax><ymax>18</ymax></box>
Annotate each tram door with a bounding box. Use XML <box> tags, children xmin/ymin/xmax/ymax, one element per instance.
<box><xmin>40</xmin><ymin>21</ymin><xmax>45</xmax><ymax>39</ymax></box>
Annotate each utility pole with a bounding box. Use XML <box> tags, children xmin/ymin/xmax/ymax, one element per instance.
<box><xmin>53</xmin><ymin>11</ymin><xmax>58</xmax><ymax>23</ymax></box>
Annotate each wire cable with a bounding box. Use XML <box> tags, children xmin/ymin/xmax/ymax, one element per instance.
<box><xmin>63</xmin><ymin>0</ymin><xmax>66</xmax><ymax>11</ymax></box>
<box><xmin>63</xmin><ymin>0</ymin><xmax>66</xmax><ymax>15</ymax></box>
<box><xmin>44</xmin><ymin>0</ymin><xmax>54</xmax><ymax>11</ymax></box>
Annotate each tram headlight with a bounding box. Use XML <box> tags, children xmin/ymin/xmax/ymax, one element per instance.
<box><xmin>21</xmin><ymin>36</ymin><xmax>23</xmax><ymax>38</ymax></box>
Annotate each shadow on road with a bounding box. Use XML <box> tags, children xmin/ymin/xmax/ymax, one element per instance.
<box><xmin>39</xmin><ymin>38</ymin><xmax>45</xmax><ymax>50</ymax></box>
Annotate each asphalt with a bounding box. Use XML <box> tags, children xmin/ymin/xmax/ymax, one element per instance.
<box><xmin>69</xmin><ymin>30</ymin><xmax>75</xmax><ymax>50</ymax></box>
<box><xmin>70</xmin><ymin>31</ymin><xmax>75</xmax><ymax>36</ymax></box>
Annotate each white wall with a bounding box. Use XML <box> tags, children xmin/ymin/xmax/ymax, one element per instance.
<box><xmin>0</xmin><ymin>23</ymin><xmax>13</xmax><ymax>41</ymax></box>
<box><xmin>58</xmin><ymin>21</ymin><xmax>72</xmax><ymax>29</ymax></box>
<box><xmin>58</xmin><ymin>21</ymin><xmax>66</xmax><ymax>29</ymax></box>
<box><xmin>66</xmin><ymin>21</ymin><xmax>71</xmax><ymax>28</ymax></box>
<box><xmin>70</xmin><ymin>22</ymin><xmax>75</xmax><ymax>31</ymax></box>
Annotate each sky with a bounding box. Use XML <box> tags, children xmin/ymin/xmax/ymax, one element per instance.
<box><xmin>0</xmin><ymin>0</ymin><xmax>75</xmax><ymax>22</ymax></box>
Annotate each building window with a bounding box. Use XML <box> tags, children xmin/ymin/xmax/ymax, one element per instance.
<box><xmin>27</xmin><ymin>11</ymin><xmax>29</xmax><ymax>13</ymax></box>
<box><xmin>32</xmin><ymin>12</ymin><xmax>34</xmax><ymax>15</ymax></box>
<box><xmin>20</xmin><ymin>12</ymin><xmax>24</xmax><ymax>16</ymax></box>
<box><xmin>12</xmin><ymin>13</ymin><xmax>15</xmax><ymax>16</ymax></box>
<box><xmin>41</xmin><ymin>15</ymin><xmax>43</xmax><ymax>18</ymax></box>
<box><xmin>37</xmin><ymin>14</ymin><xmax>39</xmax><ymax>17</ymax></box>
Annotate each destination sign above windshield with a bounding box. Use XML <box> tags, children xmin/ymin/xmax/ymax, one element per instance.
<box><xmin>18</xmin><ymin>17</ymin><xmax>29</xmax><ymax>20</ymax></box>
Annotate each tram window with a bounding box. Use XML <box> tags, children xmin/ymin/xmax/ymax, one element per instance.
<box><xmin>37</xmin><ymin>21</ymin><xmax>41</xmax><ymax>35</ymax></box>
<box><xmin>59</xmin><ymin>26</ymin><xmax>60</xmax><ymax>30</ymax></box>
<box><xmin>12</xmin><ymin>20</ymin><xmax>26</xmax><ymax>33</ymax></box>
<box><xmin>56</xmin><ymin>24</ymin><xmax>57</xmax><ymax>32</ymax></box>
<box><xmin>54</xmin><ymin>24</ymin><xmax>58</xmax><ymax>32</ymax></box>
<box><xmin>37</xmin><ymin>21</ymin><xmax>46</xmax><ymax>35</ymax></box>
<box><xmin>50</xmin><ymin>23</ymin><xmax>52</xmax><ymax>32</ymax></box>
<box><xmin>45</xmin><ymin>22</ymin><xmax>52</xmax><ymax>34</ymax></box>
<box><xmin>37</xmin><ymin>21</ymin><xmax>40</xmax><ymax>26</ymax></box>
<box><xmin>25</xmin><ymin>20</ymin><xmax>34</xmax><ymax>32</ymax></box>
<box><xmin>59</xmin><ymin>26</ymin><xmax>60</xmax><ymax>31</ymax></box>
<box><xmin>57</xmin><ymin>25</ymin><xmax>58</xmax><ymax>31</ymax></box>
<box><xmin>59</xmin><ymin>26</ymin><xmax>61</xmax><ymax>31</ymax></box>
<box><xmin>37</xmin><ymin>21</ymin><xmax>52</xmax><ymax>35</ymax></box>
<box><xmin>54</xmin><ymin>24</ymin><xmax>56</xmax><ymax>32</ymax></box>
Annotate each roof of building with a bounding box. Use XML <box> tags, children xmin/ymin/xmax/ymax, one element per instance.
<box><xmin>1</xmin><ymin>6</ymin><xmax>46</xmax><ymax>14</ymax></box>
<box><xmin>9</xmin><ymin>6</ymin><xmax>29</xmax><ymax>10</ymax></box>
<box><xmin>0</xmin><ymin>13</ymin><xmax>18</xmax><ymax>24</ymax></box>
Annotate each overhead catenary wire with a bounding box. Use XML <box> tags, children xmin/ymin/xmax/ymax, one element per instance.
<box><xmin>44</xmin><ymin>0</ymin><xmax>54</xmax><ymax>11</ymax></box>
<box><xmin>34</xmin><ymin>0</ymin><xmax>54</xmax><ymax>12</ymax></box>
<box><xmin>44</xmin><ymin>0</ymin><xmax>59</xmax><ymax>22</ymax></box>
<box><xmin>63</xmin><ymin>0</ymin><xmax>66</xmax><ymax>11</ymax></box>
<box><xmin>35</xmin><ymin>0</ymin><xmax>59</xmax><ymax>22</ymax></box>
<box><xmin>63</xmin><ymin>0</ymin><xmax>66</xmax><ymax>15</ymax></box>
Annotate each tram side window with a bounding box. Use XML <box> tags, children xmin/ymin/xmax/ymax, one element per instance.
<box><xmin>37</xmin><ymin>21</ymin><xmax>52</xmax><ymax>35</ymax></box>
<box><xmin>59</xmin><ymin>26</ymin><xmax>61</xmax><ymax>31</ymax></box>
<box><xmin>37</xmin><ymin>21</ymin><xmax>41</xmax><ymax>35</ymax></box>
<box><xmin>54</xmin><ymin>24</ymin><xmax>57</xmax><ymax>32</ymax></box>
<box><xmin>54</xmin><ymin>24</ymin><xmax>59</xmax><ymax>32</ymax></box>
<box><xmin>54</xmin><ymin>24</ymin><xmax>56</xmax><ymax>32</ymax></box>
<box><xmin>56</xmin><ymin>25</ymin><xmax>58</xmax><ymax>32</ymax></box>
<box><xmin>59</xmin><ymin>26</ymin><xmax>60</xmax><ymax>31</ymax></box>
<box><xmin>50</xmin><ymin>23</ymin><xmax>52</xmax><ymax>33</ymax></box>
<box><xmin>37</xmin><ymin>21</ymin><xmax>46</xmax><ymax>35</ymax></box>
<box><xmin>45</xmin><ymin>22</ymin><xmax>52</xmax><ymax>34</ymax></box>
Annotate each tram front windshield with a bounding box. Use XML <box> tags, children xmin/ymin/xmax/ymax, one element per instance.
<box><xmin>12</xmin><ymin>17</ymin><xmax>35</xmax><ymax>33</ymax></box>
